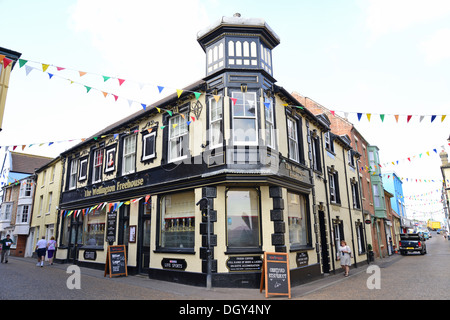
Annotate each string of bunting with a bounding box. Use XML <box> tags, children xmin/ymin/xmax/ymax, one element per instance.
<box><xmin>330</xmin><ymin>109</ymin><xmax>447</xmax><ymax>124</ymax></box>
<box><xmin>61</xmin><ymin>195</ymin><xmax>150</xmax><ymax>218</ymax></box>
<box><xmin>17</xmin><ymin>58</ymin><xmax>303</xmax><ymax>114</ymax></box>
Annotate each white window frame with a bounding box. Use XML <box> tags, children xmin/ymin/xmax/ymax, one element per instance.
<box><xmin>231</xmin><ymin>91</ymin><xmax>258</xmax><ymax>146</ymax></box>
<box><xmin>79</xmin><ymin>158</ymin><xmax>88</xmax><ymax>181</ymax></box>
<box><xmin>287</xmin><ymin>117</ymin><xmax>299</xmax><ymax>162</ymax></box>
<box><xmin>123</xmin><ymin>134</ymin><xmax>137</xmax><ymax>174</ymax></box>
<box><xmin>142</xmin><ymin>131</ymin><xmax>157</xmax><ymax>161</ymax></box>
<box><xmin>93</xmin><ymin>149</ymin><xmax>103</xmax><ymax>183</ymax></box>
<box><xmin>329</xmin><ymin>173</ymin><xmax>337</xmax><ymax>203</ymax></box>
<box><xmin>209</xmin><ymin>97</ymin><xmax>223</xmax><ymax>149</ymax></box>
<box><xmin>264</xmin><ymin>96</ymin><xmax>275</xmax><ymax>149</ymax></box>
<box><xmin>68</xmin><ymin>159</ymin><xmax>77</xmax><ymax>190</ymax></box>
<box><xmin>168</xmin><ymin>113</ymin><xmax>189</xmax><ymax>162</ymax></box>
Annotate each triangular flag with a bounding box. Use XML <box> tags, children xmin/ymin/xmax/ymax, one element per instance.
<box><xmin>118</xmin><ymin>78</ymin><xmax>125</xmax><ymax>86</ymax></box>
<box><xmin>157</xmin><ymin>86</ymin><xmax>164</xmax><ymax>93</ymax></box>
<box><xmin>79</xmin><ymin>71</ymin><xmax>87</xmax><ymax>77</ymax></box>
<box><xmin>194</xmin><ymin>92</ymin><xmax>201</xmax><ymax>100</ymax></box>
<box><xmin>167</xmin><ymin>110</ymin><xmax>172</xmax><ymax>116</ymax></box>
<box><xmin>431</xmin><ymin>115</ymin><xmax>436</xmax><ymax>123</ymax></box>
<box><xmin>0</xmin><ymin>54</ymin><xmax>4</xmax><ymax>62</ymax></box>
<box><xmin>156</xmin><ymin>107</ymin><xmax>161</xmax><ymax>113</ymax></box>
<box><xmin>56</xmin><ymin>66</ymin><xmax>65</xmax><ymax>71</ymax></box>
<box><xmin>85</xmin><ymin>86</ymin><xmax>92</xmax><ymax>93</ymax></box>
<box><xmin>394</xmin><ymin>115</ymin><xmax>399</xmax><ymax>123</ymax></box>
<box><xmin>42</xmin><ymin>64</ymin><xmax>50</xmax><ymax>72</ymax></box>
<box><xmin>357</xmin><ymin>113</ymin><xmax>362</xmax><ymax>121</ymax></box>
<box><xmin>366</xmin><ymin>113</ymin><xmax>371</xmax><ymax>122</ymax></box>
<box><xmin>18</xmin><ymin>59</ymin><xmax>27</xmax><ymax>68</ymax></box>
<box><xmin>330</xmin><ymin>110</ymin><xmax>335</xmax><ymax>116</ymax></box>
<box><xmin>2</xmin><ymin>58</ymin><xmax>13</xmax><ymax>69</ymax></box>
<box><xmin>112</xmin><ymin>94</ymin><xmax>119</xmax><ymax>101</ymax></box>
<box><xmin>48</xmin><ymin>73</ymin><xmax>54</xmax><ymax>79</ymax></box>
<box><xmin>176</xmin><ymin>89</ymin><xmax>183</xmax><ymax>98</ymax></box>
<box><xmin>407</xmin><ymin>115</ymin><xmax>412</xmax><ymax>123</ymax></box>
<box><xmin>102</xmin><ymin>91</ymin><xmax>108</xmax><ymax>98</ymax></box>
<box><xmin>264</xmin><ymin>102</ymin><xmax>270</xmax><ymax>109</ymax></box>
<box><xmin>102</xmin><ymin>76</ymin><xmax>110</xmax><ymax>82</ymax></box>
<box><xmin>380</xmin><ymin>114</ymin><xmax>385</xmax><ymax>122</ymax></box>
<box><xmin>419</xmin><ymin>116</ymin><xmax>424</xmax><ymax>123</ymax></box>
<box><xmin>25</xmin><ymin>65</ymin><xmax>33</xmax><ymax>76</ymax></box>
<box><xmin>441</xmin><ymin>115</ymin><xmax>446</xmax><ymax>122</ymax></box>
<box><xmin>190</xmin><ymin>116</ymin><xmax>196</xmax><ymax>122</ymax></box>
<box><xmin>214</xmin><ymin>95</ymin><xmax>220</xmax><ymax>103</ymax></box>
<box><xmin>141</xmin><ymin>104</ymin><xmax>146</xmax><ymax>110</ymax></box>
<box><xmin>230</xmin><ymin>97</ymin><xmax>237</xmax><ymax>106</ymax></box>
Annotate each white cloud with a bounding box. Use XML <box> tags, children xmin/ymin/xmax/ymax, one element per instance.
<box><xmin>420</xmin><ymin>28</ymin><xmax>450</xmax><ymax>65</ymax></box>
<box><xmin>365</xmin><ymin>0</ymin><xmax>450</xmax><ymax>43</ymax></box>
<box><xmin>68</xmin><ymin>0</ymin><xmax>210</xmax><ymax>90</ymax></box>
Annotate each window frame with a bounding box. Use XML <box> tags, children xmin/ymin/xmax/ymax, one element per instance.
<box><xmin>225</xmin><ymin>187</ymin><xmax>262</xmax><ymax>253</ymax></box>
<box><xmin>122</xmin><ymin>133</ymin><xmax>137</xmax><ymax>175</ymax></box>
<box><xmin>209</xmin><ymin>96</ymin><xmax>223</xmax><ymax>149</ymax></box>
<box><xmin>92</xmin><ymin>148</ymin><xmax>104</xmax><ymax>183</ymax></box>
<box><xmin>231</xmin><ymin>91</ymin><xmax>258</xmax><ymax>146</ymax></box>
<box><xmin>168</xmin><ymin>112</ymin><xmax>189</xmax><ymax>163</ymax></box>
<box><xmin>142</xmin><ymin>131</ymin><xmax>157</xmax><ymax>161</ymax></box>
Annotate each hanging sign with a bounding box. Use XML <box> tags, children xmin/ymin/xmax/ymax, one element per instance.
<box><xmin>260</xmin><ymin>252</ymin><xmax>291</xmax><ymax>299</ymax></box>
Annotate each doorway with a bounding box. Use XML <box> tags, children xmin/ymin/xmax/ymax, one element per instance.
<box><xmin>138</xmin><ymin>198</ymin><xmax>152</xmax><ymax>274</ymax></box>
<box><xmin>318</xmin><ymin>210</ymin><xmax>330</xmax><ymax>273</ymax></box>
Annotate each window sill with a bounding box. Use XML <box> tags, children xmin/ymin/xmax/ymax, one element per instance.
<box><xmin>289</xmin><ymin>245</ymin><xmax>314</xmax><ymax>252</ymax></box>
<box><xmin>154</xmin><ymin>248</ymin><xmax>195</xmax><ymax>255</ymax></box>
<box><xmin>224</xmin><ymin>248</ymin><xmax>264</xmax><ymax>255</ymax></box>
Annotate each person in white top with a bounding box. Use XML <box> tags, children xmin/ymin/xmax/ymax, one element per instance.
<box><xmin>338</xmin><ymin>240</ymin><xmax>352</xmax><ymax>277</ymax></box>
<box><xmin>35</xmin><ymin>236</ymin><xmax>47</xmax><ymax>267</ymax></box>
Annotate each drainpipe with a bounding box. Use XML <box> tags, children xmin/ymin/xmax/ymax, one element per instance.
<box><xmin>343</xmin><ymin>148</ymin><xmax>357</xmax><ymax>267</ymax></box>
<box><xmin>320</xmin><ymin>131</ymin><xmax>335</xmax><ymax>273</ymax></box>
<box><xmin>356</xmin><ymin>157</ymin><xmax>369</xmax><ymax>264</ymax></box>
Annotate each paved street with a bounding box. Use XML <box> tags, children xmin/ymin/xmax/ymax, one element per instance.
<box><xmin>1</xmin><ymin>232</ymin><xmax>449</xmax><ymax>301</ymax></box>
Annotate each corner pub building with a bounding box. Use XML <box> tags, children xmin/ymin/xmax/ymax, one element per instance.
<box><xmin>55</xmin><ymin>14</ymin><xmax>370</xmax><ymax>288</ymax></box>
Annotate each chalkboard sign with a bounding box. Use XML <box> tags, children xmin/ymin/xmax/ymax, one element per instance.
<box><xmin>260</xmin><ymin>252</ymin><xmax>291</xmax><ymax>298</ymax></box>
<box><xmin>106</xmin><ymin>211</ymin><xmax>117</xmax><ymax>244</ymax></box>
<box><xmin>104</xmin><ymin>245</ymin><xmax>128</xmax><ymax>278</ymax></box>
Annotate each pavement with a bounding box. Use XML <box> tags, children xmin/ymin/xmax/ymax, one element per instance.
<box><xmin>2</xmin><ymin>252</ymin><xmax>402</xmax><ymax>300</ymax></box>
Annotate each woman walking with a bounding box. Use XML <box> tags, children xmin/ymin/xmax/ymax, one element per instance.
<box><xmin>47</xmin><ymin>236</ymin><xmax>56</xmax><ymax>265</ymax></box>
<box><xmin>338</xmin><ymin>240</ymin><xmax>352</xmax><ymax>277</ymax></box>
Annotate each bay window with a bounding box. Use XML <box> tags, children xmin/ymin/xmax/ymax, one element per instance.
<box><xmin>231</xmin><ymin>91</ymin><xmax>258</xmax><ymax>145</ymax></box>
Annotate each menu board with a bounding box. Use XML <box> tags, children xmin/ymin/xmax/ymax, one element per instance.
<box><xmin>104</xmin><ymin>245</ymin><xmax>128</xmax><ymax>278</ymax></box>
<box><xmin>260</xmin><ymin>252</ymin><xmax>291</xmax><ymax>298</ymax></box>
<box><xmin>106</xmin><ymin>211</ymin><xmax>117</xmax><ymax>244</ymax></box>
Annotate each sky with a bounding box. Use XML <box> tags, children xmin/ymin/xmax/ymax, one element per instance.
<box><xmin>1</xmin><ymin>0</ymin><xmax>449</xmax><ymax>223</ymax></box>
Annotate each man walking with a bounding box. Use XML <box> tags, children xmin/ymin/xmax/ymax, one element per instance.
<box><xmin>1</xmin><ymin>234</ymin><xmax>14</xmax><ymax>263</ymax></box>
<box><xmin>35</xmin><ymin>236</ymin><xmax>47</xmax><ymax>267</ymax></box>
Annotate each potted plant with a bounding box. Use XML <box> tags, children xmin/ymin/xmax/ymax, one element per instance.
<box><xmin>367</xmin><ymin>244</ymin><xmax>374</xmax><ymax>262</ymax></box>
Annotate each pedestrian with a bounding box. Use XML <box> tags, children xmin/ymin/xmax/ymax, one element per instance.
<box><xmin>338</xmin><ymin>240</ymin><xmax>352</xmax><ymax>277</ymax></box>
<box><xmin>35</xmin><ymin>236</ymin><xmax>47</xmax><ymax>267</ymax></box>
<box><xmin>47</xmin><ymin>236</ymin><xmax>56</xmax><ymax>265</ymax></box>
<box><xmin>0</xmin><ymin>234</ymin><xmax>14</xmax><ymax>263</ymax></box>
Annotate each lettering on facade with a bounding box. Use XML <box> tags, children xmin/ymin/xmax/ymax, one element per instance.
<box><xmin>283</xmin><ymin>163</ymin><xmax>307</xmax><ymax>181</ymax></box>
<box><xmin>84</xmin><ymin>178</ymin><xmax>145</xmax><ymax>198</ymax></box>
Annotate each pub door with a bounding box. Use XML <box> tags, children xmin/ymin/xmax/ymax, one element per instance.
<box><xmin>68</xmin><ymin>216</ymin><xmax>83</xmax><ymax>264</ymax></box>
<box><xmin>318</xmin><ymin>210</ymin><xmax>330</xmax><ymax>273</ymax></box>
<box><xmin>137</xmin><ymin>198</ymin><xmax>152</xmax><ymax>274</ymax></box>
